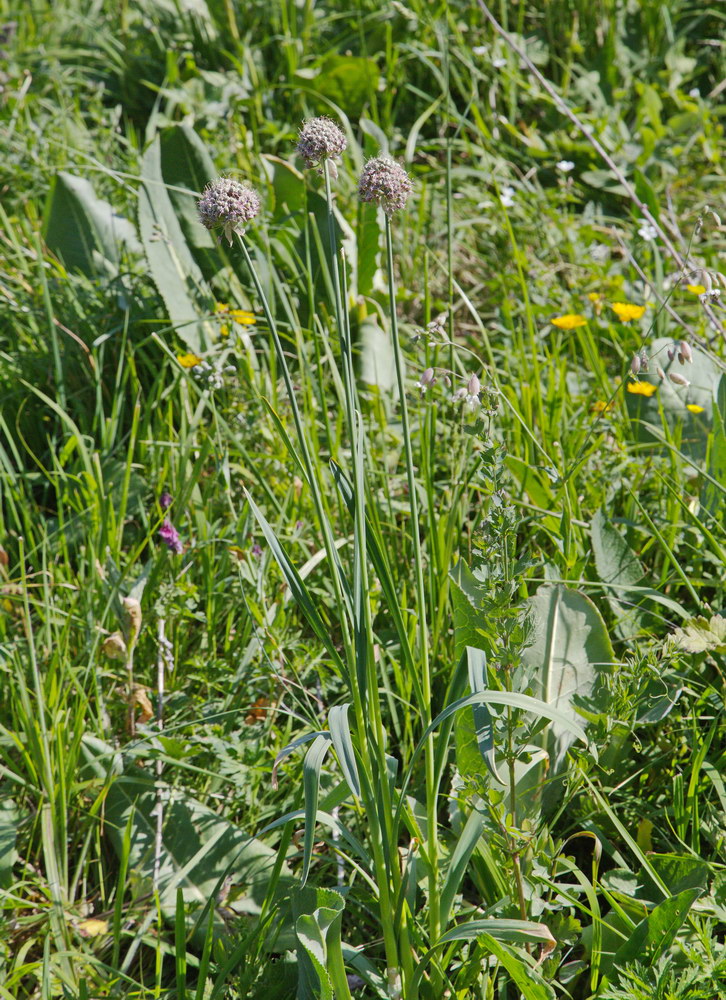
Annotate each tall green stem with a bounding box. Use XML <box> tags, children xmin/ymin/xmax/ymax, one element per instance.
<box><xmin>384</xmin><ymin>217</ymin><xmax>440</xmax><ymax>952</ymax></box>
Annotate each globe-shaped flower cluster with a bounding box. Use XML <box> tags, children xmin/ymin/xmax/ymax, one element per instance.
<box><xmin>358</xmin><ymin>156</ymin><xmax>412</xmax><ymax>217</ymax></box>
<box><xmin>197</xmin><ymin>177</ymin><xmax>260</xmax><ymax>245</ymax></box>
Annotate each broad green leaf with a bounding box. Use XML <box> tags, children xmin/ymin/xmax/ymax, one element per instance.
<box><xmin>138</xmin><ymin>135</ymin><xmax>215</xmax><ymax>352</ymax></box>
<box><xmin>159</xmin><ymin>125</ymin><xmax>216</xmax><ymax>253</ymax></box>
<box><xmin>701</xmin><ymin>374</ymin><xmax>726</xmax><ymax>524</ymax></box>
<box><xmin>668</xmin><ymin>613</ymin><xmax>726</xmax><ymax>654</ymax></box>
<box><xmin>262</xmin><ymin>155</ymin><xmax>306</xmax><ymax>220</ymax></box>
<box><xmin>43</xmin><ymin>171</ymin><xmax>141</xmax><ymax>275</ymax></box>
<box><xmin>625</xmin><ymin>337</ymin><xmax>720</xmax><ymax>459</ymax></box>
<box><xmin>522</xmin><ymin>584</ymin><xmax>614</xmax><ymax>791</ymax></box>
<box><xmin>613</xmin><ymin>887</ymin><xmax>704</xmax><ymax>967</ymax></box>
<box><xmin>590</xmin><ymin>507</ymin><xmax>644</xmax><ymax>637</ymax></box>
<box><xmin>301</xmin><ymin>734</ymin><xmax>333</xmax><ymax>887</ymax></box>
<box><xmin>0</xmin><ymin>799</ymin><xmax>19</xmax><ymax>889</ymax></box>
<box><xmin>439</xmin><ymin>919</ymin><xmax>556</xmax><ymax>949</ymax></box>
<box><xmin>105</xmin><ymin>775</ymin><xmax>288</xmax><ymax>938</ymax></box>
<box><xmin>356</xmin><ymin>202</ymin><xmax>380</xmax><ymax>298</ymax></box>
<box><xmin>357</xmin><ymin>318</ymin><xmax>395</xmax><ymax>392</ymax></box>
<box><xmin>440</xmin><ymin>808</ymin><xmax>486</xmax><ymax>928</ymax></box>
<box><xmin>302</xmin><ymin>55</ymin><xmax>379</xmax><ymax>117</ymax></box>
<box><xmin>293</xmin><ymin>887</ymin><xmax>350</xmax><ymax>1000</ymax></box>
<box><xmin>473</xmin><ymin>934</ymin><xmax>555</xmax><ymax>1000</ymax></box>
<box><xmin>327</xmin><ymin>704</ymin><xmax>360</xmax><ymax>798</ymax></box>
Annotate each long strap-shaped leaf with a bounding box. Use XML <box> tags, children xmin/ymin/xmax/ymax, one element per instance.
<box><xmin>244</xmin><ymin>490</ymin><xmax>347</xmax><ymax>678</ymax></box>
<box><xmin>328</xmin><ymin>704</ymin><xmax>360</xmax><ymax>798</ymax></box>
<box><xmin>301</xmin><ymin>734</ymin><xmax>333</xmax><ymax>887</ymax></box>
<box><xmin>393</xmin><ymin>660</ymin><xmax>597</xmax><ymax>841</ymax></box>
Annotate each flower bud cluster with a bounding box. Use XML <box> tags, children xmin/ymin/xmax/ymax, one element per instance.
<box><xmin>358</xmin><ymin>155</ymin><xmax>413</xmax><ymax>216</ymax></box>
<box><xmin>197</xmin><ymin>177</ymin><xmax>260</xmax><ymax>245</ymax></box>
<box><xmin>296</xmin><ymin>117</ymin><xmax>347</xmax><ymax>177</ymax></box>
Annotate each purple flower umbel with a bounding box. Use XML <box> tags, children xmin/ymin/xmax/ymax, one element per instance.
<box><xmin>159</xmin><ymin>519</ymin><xmax>183</xmax><ymax>555</ymax></box>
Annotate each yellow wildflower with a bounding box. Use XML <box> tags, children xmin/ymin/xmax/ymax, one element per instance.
<box><xmin>551</xmin><ymin>313</ymin><xmax>587</xmax><ymax>330</ymax></box>
<box><xmin>177</xmin><ymin>353</ymin><xmax>202</xmax><ymax>368</ymax></box>
<box><xmin>229</xmin><ymin>309</ymin><xmax>256</xmax><ymax>325</ymax></box>
<box><xmin>219</xmin><ymin>324</ymin><xmax>230</xmax><ymax>337</ymax></box>
<box><xmin>627</xmin><ymin>381</ymin><xmax>657</xmax><ymax>397</ymax></box>
<box><xmin>686</xmin><ymin>284</ymin><xmax>706</xmax><ymax>295</ymax></box>
<box><xmin>591</xmin><ymin>399</ymin><xmax>614</xmax><ymax>414</ymax></box>
<box><xmin>686</xmin><ymin>403</ymin><xmax>705</xmax><ymax>414</ymax></box>
<box><xmin>215</xmin><ymin>302</ymin><xmax>256</xmax><ymax>326</ymax></box>
<box><xmin>611</xmin><ymin>302</ymin><xmax>646</xmax><ymax>322</ymax></box>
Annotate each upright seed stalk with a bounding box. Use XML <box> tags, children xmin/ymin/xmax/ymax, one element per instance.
<box><xmin>384</xmin><ymin>216</ymin><xmax>440</xmax><ymax>950</ymax></box>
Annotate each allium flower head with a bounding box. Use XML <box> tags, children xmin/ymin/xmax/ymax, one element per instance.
<box><xmin>197</xmin><ymin>177</ymin><xmax>260</xmax><ymax>245</ymax></box>
<box><xmin>358</xmin><ymin>155</ymin><xmax>412</xmax><ymax>217</ymax></box>
<box><xmin>296</xmin><ymin>117</ymin><xmax>347</xmax><ymax>177</ymax></box>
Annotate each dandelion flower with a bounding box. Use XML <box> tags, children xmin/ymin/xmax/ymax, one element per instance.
<box><xmin>627</xmin><ymin>381</ymin><xmax>657</xmax><ymax>397</ymax></box>
<box><xmin>177</xmin><ymin>353</ymin><xmax>203</xmax><ymax>368</ymax></box>
<box><xmin>611</xmin><ymin>302</ymin><xmax>646</xmax><ymax>322</ymax></box>
<box><xmin>197</xmin><ymin>177</ymin><xmax>260</xmax><ymax>245</ymax></box>
<box><xmin>551</xmin><ymin>313</ymin><xmax>587</xmax><ymax>330</ymax></box>
<box><xmin>358</xmin><ymin>156</ymin><xmax>412</xmax><ymax>216</ymax></box>
<box><xmin>686</xmin><ymin>284</ymin><xmax>706</xmax><ymax>295</ymax></box>
<box><xmin>686</xmin><ymin>404</ymin><xmax>705</xmax><ymax>414</ymax></box>
<box><xmin>591</xmin><ymin>400</ymin><xmax>614</xmax><ymax>414</ymax></box>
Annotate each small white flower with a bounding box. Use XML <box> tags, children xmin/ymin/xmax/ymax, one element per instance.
<box><xmin>500</xmin><ymin>185</ymin><xmax>515</xmax><ymax>208</ymax></box>
<box><xmin>556</xmin><ymin>160</ymin><xmax>575</xmax><ymax>173</ymax></box>
<box><xmin>689</xmin><ymin>87</ymin><xmax>700</xmax><ymax>98</ymax></box>
<box><xmin>638</xmin><ymin>222</ymin><xmax>658</xmax><ymax>241</ymax></box>
<box><xmin>492</xmin><ymin>57</ymin><xmax>506</xmax><ymax>69</ymax></box>
<box><xmin>472</xmin><ymin>45</ymin><xmax>487</xmax><ymax>56</ymax></box>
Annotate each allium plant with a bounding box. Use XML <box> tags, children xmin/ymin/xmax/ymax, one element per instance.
<box><xmin>358</xmin><ymin>155</ymin><xmax>413</xmax><ymax>216</ymax></box>
<box><xmin>296</xmin><ymin>116</ymin><xmax>347</xmax><ymax>178</ymax></box>
<box><xmin>197</xmin><ymin>177</ymin><xmax>260</xmax><ymax>244</ymax></box>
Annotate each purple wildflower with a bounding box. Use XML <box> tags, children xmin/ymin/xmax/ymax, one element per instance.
<box><xmin>159</xmin><ymin>492</ymin><xmax>173</xmax><ymax>511</ymax></box>
<box><xmin>159</xmin><ymin>519</ymin><xmax>183</xmax><ymax>555</ymax></box>
<box><xmin>251</xmin><ymin>543</ymin><xmax>263</xmax><ymax>558</ymax></box>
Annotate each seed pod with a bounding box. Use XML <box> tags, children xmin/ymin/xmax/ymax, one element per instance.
<box><xmin>656</xmin><ymin>366</ymin><xmax>666</xmax><ymax>381</ymax></box>
<box><xmin>667</xmin><ymin>347</ymin><xmax>676</xmax><ymax>362</ymax></box>
<box><xmin>467</xmin><ymin>373</ymin><xmax>481</xmax><ymax>397</ymax></box>
<box><xmin>630</xmin><ymin>354</ymin><xmax>641</xmax><ymax>375</ymax></box>
<box><xmin>679</xmin><ymin>340</ymin><xmax>693</xmax><ymax>363</ymax></box>
<box><xmin>122</xmin><ymin>597</ymin><xmax>142</xmax><ymax>643</ymax></box>
<box><xmin>102</xmin><ymin>632</ymin><xmax>128</xmax><ymax>660</ymax></box>
<box><xmin>639</xmin><ymin>348</ymin><xmax>649</xmax><ymax>371</ymax></box>
<box><xmin>668</xmin><ymin>372</ymin><xmax>690</xmax><ymax>387</ymax></box>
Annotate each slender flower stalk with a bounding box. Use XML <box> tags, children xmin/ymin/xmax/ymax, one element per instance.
<box><xmin>384</xmin><ymin>213</ymin><xmax>441</xmax><ymax>952</ymax></box>
<box><xmin>322</xmin><ymin>157</ymin><xmax>403</xmax><ymax>981</ymax></box>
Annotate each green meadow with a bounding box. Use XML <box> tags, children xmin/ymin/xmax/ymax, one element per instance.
<box><xmin>1</xmin><ymin>1</ymin><xmax>725</xmax><ymax>997</ymax></box>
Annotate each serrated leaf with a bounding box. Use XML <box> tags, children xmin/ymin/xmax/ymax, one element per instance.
<box><xmin>669</xmin><ymin>614</ymin><xmax>726</xmax><ymax>654</ymax></box>
<box><xmin>613</xmin><ymin>887</ymin><xmax>704</xmax><ymax>967</ymax></box>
